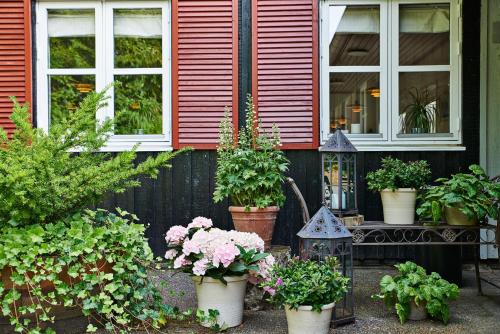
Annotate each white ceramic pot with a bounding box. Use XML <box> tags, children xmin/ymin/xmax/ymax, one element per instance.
<box><xmin>285</xmin><ymin>302</ymin><xmax>335</xmax><ymax>334</ymax></box>
<box><xmin>408</xmin><ymin>301</ymin><xmax>427</xmax><ymax>321</ymax></box>
<box><xmin>380</xmin><ymin>188</ymin><xmax>417</xmax><ymax>225</ymax></box>
<box><xmin>192</xmin><ymin>275</ymin><xmax>248</xmax><ymax>328</ymax></box>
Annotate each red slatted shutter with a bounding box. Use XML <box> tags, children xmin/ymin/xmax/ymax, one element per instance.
<box><xmin>172</xmin><ymin>0</ymin><xmax>238</xmax><ymax>149</ymax></box>
<box><xmin>0</xmin><ymin>0</ymin><xmax>31</xmax><ymax>134</ymax></box>
<box><xmin>252</xmin><ymin>0</ymin><xmax>318</xmax><ymax>149</ymax></box>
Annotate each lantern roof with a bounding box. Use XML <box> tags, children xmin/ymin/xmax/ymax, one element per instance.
<box><xmin>297</xmin><ymin>206</ymin><xmax>352</xmax><ymax>239</ymax></box>
<box><xmin>319</xmin><ymin>128</ymin><xmax>357</xmax><ymax>153</ymax></box>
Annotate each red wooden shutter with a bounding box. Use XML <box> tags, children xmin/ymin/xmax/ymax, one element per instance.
<box><xmin>0</xmin><ymin>0</ymin><xmax>31</xmax><ymax>135</ymax></box>
<box><xmin>252</xmin><ymin>0</ymin><xmax>318</xmax><ymax>149</ymax></box>
<box><xmin>172</xmin><ymin>0</ymin><xmax>238</xmax><ymax>149</ymax></box>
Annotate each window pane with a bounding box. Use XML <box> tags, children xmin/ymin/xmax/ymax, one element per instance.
<box><xmin>399</xmin><ymin>4</ymin><xmax>450</xmax><ymax>65</ymax></box>
<box><xmin>114</xmin><ymin>9</ymin><xmax>162</xmax><ymax>68</ymax></box>
<box><xmin>49</xmin><ymin>75</ymin><xmax>95</xmax><ymax>126</ymax></box>
<box><xmin>48</xmin><ymin>9</ymin><xmax>95</xmax><ymax>69</ymax></box>
<box><xmin>329</xmin><ymin>5</ymin><xmax>380</xmax><ymax>66</ymax></box>
<box><xmin>329</xmin><ymin>73</ymin><xmax>380</xmax><ymax>134</ymax></box>
<box><xmin>399</xmin><ymin>72</ymin><xmax>450</xmax><ymax>134</ymax></box>
<box><xmin>114</xmin><ymin>75</ymin><xmax>163</xmax><ymax>135</ymax></box>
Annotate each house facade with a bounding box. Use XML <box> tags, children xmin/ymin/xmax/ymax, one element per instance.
<box><xmin>0</xmin><ymin>0</ymin><xmax>497</xmax><ymax>258</ymax></box>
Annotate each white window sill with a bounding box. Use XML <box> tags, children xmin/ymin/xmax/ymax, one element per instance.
<box><xmin>100</xmin><ymin>141</ymin><xmax>172</xmax><ymax>152</ymax></box>
<box><xmin>342</xmin><ymin>145</ymin><xmax>466</xmax><ymax>152</ymax></box>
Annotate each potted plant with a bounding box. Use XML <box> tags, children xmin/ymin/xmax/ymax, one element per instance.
<box><xmin>366</xmin><ymin>157</ymin><xmax>431</xmax><ymax>225</ymax></box>
<box><xmin>164</xmin><ymin>217</ymin><xmax>274</xmax><ymax>328</ymax></box>
<box><xmin>214</xmin><ymin>95</ymin><xmax>290</xmax><ymax>249</ymax></box>
<box><xmin>261</xmin><ymin>257</ymin><xmax>349</xmax><ymax>334</ymax></box>
<box><xmin>400</xmin><ymin>88</ymin><xmax>437</xmax><ymax>134</ymax></box>
<box><xmin>372</xmin><ymin>261</ymin><xmax>459</xmax><ymax>324</ymax></box>
<box><xmin>417</xmin><ymin>165</ymin><xmax>500</xmax><ymax>225</ymax></box>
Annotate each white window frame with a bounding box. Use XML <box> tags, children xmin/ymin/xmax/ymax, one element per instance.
<box><xmin>320</xmin><ymin>0</ymin><xmax>463</xmax><ymax>151</ymax></box>
<box><xmin>36</xmin><ymin>0</ymin><xmax>172</xmax><ymax>152</ymax></box>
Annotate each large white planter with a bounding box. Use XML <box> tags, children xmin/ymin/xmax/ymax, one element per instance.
<box><xmin>285</xmin><ymin>302</ymin><xmax>335</xmax><ymax>334</ymax></box>
<box><xmin>380</xmin><ymin>188</ymin><xmax>417</xmax><ymax>225</ymax></box>
<box><xmin>192</xmin><ymin>275</ymin><xmax>248</xmax><ymax>328</ymax></box>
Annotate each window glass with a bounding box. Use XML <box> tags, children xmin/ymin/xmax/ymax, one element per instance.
<box><xmin>329</xmin><ymin>5</ymin><xmax>380</xmax><ymax>66</ymax></box>
<box><xmin>329</xmin><ymin>73</ymin><xmax>380</xmax><ymax>134</ymax></box>
<box><xmin>398</xmin><ymin>72</ymin><xmax>450</xmax><ymax>134</ymax></box>
<box><xmin>114</xmin><ymin>9</ymin><xmax>162</xmax><ymax>68</ymax></box>
<box><xmin>49</xmin><ymin>75</ymin><xmax>95</xmax><ymax>126</ymax></box>
<box><xmin>399</xmin><ymin>4</ymin><xmax>450</xmax><ymax>66</ymax></box>
<box><xmin>48</xmin><ymin>9</ymin><xmax>95</xmax><ymax>69</ymax></box>
<box><xmin>114</xmin><ymin>75</ymin><xmax>163</xmax><ymax>135</ymax></box>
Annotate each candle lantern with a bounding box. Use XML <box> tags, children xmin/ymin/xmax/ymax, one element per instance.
<box><xmin>320</xmin><ymin>128</ymin><xmax>358</xmax><ymax>217</ymax></box>
<box><xmin>297</xmin><ymin>206</ymin><xmax>355</xmax><ymax>327</ymax></box>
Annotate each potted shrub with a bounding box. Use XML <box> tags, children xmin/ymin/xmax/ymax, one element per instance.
<box><xmin>0</xmin><ymin>93</ymin><xmax>187</xmax><ymax>333</ymax></box>
<box><xmin>366</xmin><ymin>157</ymin><xmax>431</xmax><ymax>225</ymax></box>
<box><xmin>261</xmin><ymin>257</ymin><xmax>349</xmax><ymax>334</ymax></box>
<box><xmin>372</xmin><ymin>261</ymin><xmax>459</xmax><ymax>324</ymax></box>
<box><xmin>164</xmin><ymin>217</ymin><xmax>274</xmax><ymax>328</ymax></box>
<box><xmin>213</xmin><ymin>95</ymin><xmax>290</xmax><ymax>249</ymax></box>
<box><xmin>400</xmin><ymin>88</ymin><xmax>437</xmax><ymax>134</ymax></box>
<box><xmin>417</xmin><ymin>165</ymin><xmax>500</xmax><ymax>225</ymax></box>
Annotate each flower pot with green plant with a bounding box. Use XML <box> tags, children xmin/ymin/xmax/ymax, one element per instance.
<box><xmin>0</xmin><ymin>92</ymin><xmax>189</xmax><ymax>333</ymax></box>
<box><xmin>372</xmin><ymin>261</ymin><xmax>459</xmax><ymax>324</ymax></box>
<box><xmin>417</xmin><ymin>165</ymin><xmax>500</xmax><ymax>225</ymax></box>
<box><xmin>400</xmin><ymin>88</ymin><xmax>437</xmax><ymax>134</ymax></box>
<box><xmin>213</xmin><ymin>95</ymin><xmax>290</xmax><ymax>249</ymax></box>
<box><xmin>366</xmin><ymin>157</ymin><xmax>431</xmax><ymax>225</ymax></box>
<box><xmin>261</xmin><ymin>257</ymin><xmax>349</xmax><ymax>334</ymax></box>
<box><xmin>164</xmin><ymin>217</ymin><xmax>274</xmax><ymax>328</ymax></box>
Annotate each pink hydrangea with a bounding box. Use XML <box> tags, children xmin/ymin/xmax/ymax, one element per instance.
<box><xmin>165</xmin><ymin>225</ymin><xmax>188</xmax><ymax>245</ymax></box>
<box><xmin>173</xmin><ymin>254</ymin><xmax>191</xmax><ymax>269</ymax></box>
<box><xmin>212</xmin><ymin>244</ymin><xmax>240</xmax><ymax>268</ymax></box>
<box><xmin>182</xmin><ymin>238</ymin><xmax>201</xmax><ymax>256</ymax></box>
<box><xmin>192</xmin><ymin>258</ymin><xmax>210</xmax><ymax>276</ymax></box>
<box><xmin>263</xmin><ymin>286</ymin><xmax>276</xmax><ymax>296</ymax></box>
<box><xmin>164</xmin><ymin>249</ymin><xmax>178</xmax><ymax>260</ymax></box>
<box><xmin>227</xmin><ymin>230</ymin><xmax>264</xmax><ymax>252</ymax></box>
<box><xmin>188</xmin><ymin>216</ymin><xmax>213</xmax><ymax>229</ymax></box>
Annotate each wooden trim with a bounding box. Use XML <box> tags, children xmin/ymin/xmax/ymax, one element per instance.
<box><xmin>171</xmin><ymin>0</ymin><xmax>180</xmax><ymax>148</ymax></box>
<box><xmin>24</xmin><ymin>0</ymin><xmax>32</xmax><ymax>110</ymax></box>
<box><xmin>251</xmin><ymin>0</ymin><xmax>258</xmax><ymax>118</ymax></box>
<box><xmin>311</xmin><ymin>0</ymin><xmax>319</xmax><ymax>150</ymax></box>
<box><xmin>232</xmin><ymin>0</ymin><xmax>239</xmax><ymax>144</ymax></box>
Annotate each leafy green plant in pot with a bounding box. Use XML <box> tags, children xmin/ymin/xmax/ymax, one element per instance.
<box><xmin>400</xmin><ymin>87</ymin><xmax>437</xmax><ymax>134</ymax></box>
<box><xmin>417</xmin><ymin>165</ymin><xmax>500</xmax><ymax>226</ymax></box>
<box><xmin>261</xmin><ymin>257</ymin><xmax>349</xmax><ymax>334</ymax></box>
<box><xmin>372</xmin><ymin>261</ymin><xmax>459</xmax><ymax>324</ymax></box>
<box><xmin>0</xmin><ymin>91</ymin><xmax>189</xmax><ymax>333</ymax></box>
<box><xmin>366</xmin><ymin>157</ymin><xmax>431</xmax><ymax>225</ymax></box>
<box><xmin>213</xmin><ymin>94</ymin><xmax>290</xmax><ymax>249</ymax></box>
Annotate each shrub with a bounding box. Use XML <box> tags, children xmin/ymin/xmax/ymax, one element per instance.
<box><xmin>372</xmin><ymin>261</ymin><xmax>459</xmax><ymax>324</ymax></box>
<box><xmin>261</xmin><ymin>257</ymin><xmax>349</xmax><ymax>312</ymax></box>
<box><xmin>0</xmin><ymin>92</ymin><xmax>188</xmax><ymax>227</ymax></box>
<box><xmin>366</xmin><ymin>157</ymin><xmax>431</xmax><ymax>192</ymax></box>
<box><xmin>213</xmin><ymin>95</ymin><xmax>290</xmax><ymax>209</ymax></box>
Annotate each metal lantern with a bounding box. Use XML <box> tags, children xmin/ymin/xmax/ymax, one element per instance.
<box><xmin>297</xmin><ymin>206</ymin><xmax>354</xmax><ymax>327</ymax></box>
<box><xmin>319</xmin><ymin>128</ymin><xmax>358</xmax><ymax>217</ymax></box>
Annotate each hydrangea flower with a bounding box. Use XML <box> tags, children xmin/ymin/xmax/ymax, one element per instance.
<box><xmin>165</xmin><ymin>225</ymin><xmax>188</xmax><ymax>245</ymax></box>
<box><xmin>192</xmin><ymin>258</ymin><xmax>210</xmax><ymax>276</ymax></box>
<box><xmin>188</xmin><ymin>216</ymin><xmax>213</xmax><ymax>229</ymax></box>
<box><xmin>164</xmin><ymin>249</ymin><xmax>178</xmax><ymax>260</ymax></box>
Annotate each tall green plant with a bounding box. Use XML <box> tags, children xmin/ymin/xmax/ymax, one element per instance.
<box><xmin>213</xmin><ymin>95</ymin><xmax>290</xmax><ymax>209</ymax></box>
<box><xmin>0</xmin><ymin>91</ymin><xmax>188</xmax><ymax>227</ymax></box>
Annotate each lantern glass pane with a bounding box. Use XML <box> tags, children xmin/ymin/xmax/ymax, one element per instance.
<box><xmin>341</xmin><ymin>154</ymin><xmax>356</xmax><ymax>210</ymax></box>
<box><xmin>332</xmin><ymin>239</ymin><xmax>354</xmax><ymax>323</ymax></box>
<box><xmin>324</xmin><ymin>153</ymin><xmax>342</xmax><ymax>210</ymax></box>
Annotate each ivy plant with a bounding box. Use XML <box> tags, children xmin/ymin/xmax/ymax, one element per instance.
<box><xmin>0</xmin><ymin>91</ymin><xmax>188</xmax><ymax>228</ymax></box>
<box><xmin>213</xmin><ymin>94</ymin><xmax>290</xmax><ymax>209</ymax></box>
<box><xmin>261</xmin><ymin>257</ymin><xmax>349</xmax><ymax>312</ymax></box>
<box><xmin>417</xmin><ymin>164</ymin><xmax>500</xmax><ymax>223</ymax></box>
<box><xmin>372</xmin><ymin>261</ymin><xmax>459</xmax><ymax>324</ymax></box>
<box><xmin>366</xmin><ymin>157</ymin><xmax>431</xmax><ymax>192</ymax></box>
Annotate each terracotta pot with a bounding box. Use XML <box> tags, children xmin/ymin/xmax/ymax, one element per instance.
<box><xmin>444</xmin><ymin>207</ymin><xmax>478</xmax><ymax>226</ymax></box>
<box><xmin>229</xmin><ymin>206</ymin><xmax>279</xmax><ymax>250</ymax></box>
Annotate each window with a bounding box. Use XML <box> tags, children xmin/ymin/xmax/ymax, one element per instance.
<box><xmin>36</xmin><ymin>1</ymin><xmax>171</xmax><ymax>151</ymax></box>
<box><xmin>320</xmin><ymin>0</ymin><xmax>462</xmax><ymax>149</ymax></box>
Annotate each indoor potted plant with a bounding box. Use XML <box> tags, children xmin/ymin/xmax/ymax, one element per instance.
<box><xmin>261</xmin><ymin>257</ymin><xmax>349</xmax><ymax>334</ymax></box>
<box><xmin>164</xmin><ymin>217</ymin><xmax>274</xmax><ymax>328</ymax></box>
<box><xmin>417</xmin><ymin>164</ymin><xmax>500</xmax><ymax>225</ymax></box>
<box><xmin>372</xmin><ymin>261</ymin><xmax>459</xmax><ymax>324</ymax></box>
<box><xmin>366</xmin><ymin>157</ymin><xmax>431</xmax><ymax>225</ymax></box>
<box><xmin>400</xmin><ymin>87</ymin><xmax>437</xmax><ymax>134</ymax></box>
<box><xmin>214</xmin><ymin>95</ymin><xmax>290</xmax><ymax>249</ymax></box>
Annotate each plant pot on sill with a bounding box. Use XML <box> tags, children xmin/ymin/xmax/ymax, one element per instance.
<box><xmin>380</xmin><ymin>188</ymin><xmax>417</xmax><ymax>225</ymax></box>
<box><xmin>192</xmin><ymin>275</ymin><xmax>248</xmax><ymax>328</ymax></box>
<box><xmin>444</xmin><ymin>207</ymin><xmax>478</xmax><ymax>226</ymax></box>
<box><xmin>408</xmin><ymin>300</ymin><xmax>427</xmax><ymax>321</ymax></box>
<box><xmin>229</xmin><ymin>206</ymin><xmax>279</xmax><ymax>250</ymax></box>
<box><xmin>285</xmin><ymin>302</ymin><xmax>335</xmax><ymax>334</ymax></box>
